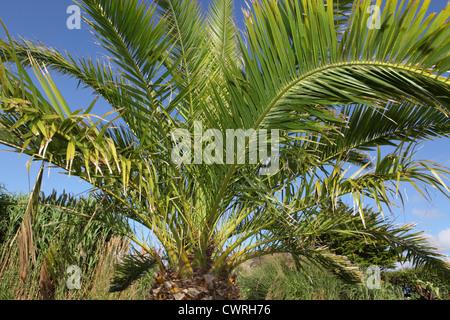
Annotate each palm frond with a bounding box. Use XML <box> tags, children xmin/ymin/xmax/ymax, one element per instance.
<box><xmin>155</xmin><ymin>0</ymin><xmax>210</xmax><ymax>119</ymax></box>
<box><xmin>238</xmin><ymin>0</ymin><xmax>450</xmax><ymax>133</ymax></box>
<box><xmin>208</xmin><ymin>0</ymin><xmax>241</xmax><ymax>69</ymax></box>
<box><xmin>76</xmin><ymin>0</ymin><xmax>171</xmax><ymax>105</ymax></box>
<box><xmin>109</xmin><ymin>249</ymin><xmax>158</xmax><ymax>292</ymax></box>
<box><xmin>316</xmin><ymin>102</ymin><xmax>450</xmax><ymax>167</ymax></box>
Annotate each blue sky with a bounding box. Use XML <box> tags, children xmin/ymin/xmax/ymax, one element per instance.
<box><xmin>0</xmin><ymin>0</ymin><xmax>449</xmax><ymax>259</ymax></box>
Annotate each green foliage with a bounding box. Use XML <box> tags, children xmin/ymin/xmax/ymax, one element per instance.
<box><xmin>237</xmin><ymin>257</ymin><xmax>450</xmax><ymax>300</ymax></box>
<box><xmin>1</xmin><ymin>189</ymin><xmax>118</xmax><ymax>267</ymax></box>
<box><xmin>237</xmin><ymin>256</ymin><xmax>405</xmax><ymax>300</ymax></box>
<box><xmin>109</xmin><ymin>250</ymin><xmax>158</xmax><ymax>292</ymax></box>
<box><xmin>387</xmin><ymin>267</ymin><xmax>450</xmax><ymax>300</ymax></box>
<box><xmin>0</xmin><ymin>185</ymin><xmax>18</xmax><ymax>243</ymax></box>
<box><xmin>0</xmin><ymin>186</ymin><xmax>140</xmax><ymax>299</ymax></box>
<box><xmin>316</xmin><ymin>201</ymin><xmax>400</xmax><ymax>269</ymax></box>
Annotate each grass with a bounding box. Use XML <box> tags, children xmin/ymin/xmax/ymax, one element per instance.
<box><xmin>0</xmin><ymin>235</ymin><xmax>154</xmax><ymax>300</ymax></box>
<box><xmin>236</xmin><ymin>255</ymin><xmax>406</xmax><ymax>300</ymax></box>
<box><xmin>0</xmin><ymin>187</ymin><xmax>154</xmax><ymax>300</ymax></box>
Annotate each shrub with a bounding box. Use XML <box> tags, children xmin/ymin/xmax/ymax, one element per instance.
<box><xmin>386</xmin><ymin>267</ymin><xmax>450</xmax><ymax>300</ymax></box>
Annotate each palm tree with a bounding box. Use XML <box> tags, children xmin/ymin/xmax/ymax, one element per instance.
<box><xmin>1</xmin><ymin>0</ymin><xmax>450</xmax><ymax>299</ymax></box>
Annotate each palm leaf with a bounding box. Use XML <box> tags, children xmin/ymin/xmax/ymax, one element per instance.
<box><xmin>109</xmin><ymin>249</ymin><xmax>158</xmax><ymax>292</ymax></box>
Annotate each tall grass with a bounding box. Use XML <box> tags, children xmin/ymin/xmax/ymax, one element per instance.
<box><xmin>0</xmin><ymin>187</ymin><xmax>152</xmax><ymax>300</ymax></box>
<box><xmin>237</xmin><ymin>255</ymin><xmax>405</xmax><ymax>300</ymax></box>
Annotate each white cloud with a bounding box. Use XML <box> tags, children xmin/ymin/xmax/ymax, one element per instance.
<box><xmin>412</xmin><ymin>208</ymin><xmax>446</xmax><ymax>220</ymax></box>
<box><xmin>424</xmin><ymin>229</ymin><xmax>450</xmax><ymax>253</ymax></box>
<box><xmin>437</xmin><ymin>228</ymin><xmax>450</xmax><ymax>250</ymax></box>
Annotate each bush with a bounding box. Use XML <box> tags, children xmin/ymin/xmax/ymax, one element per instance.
<box><xmin>386</xmin><ymin>267</ymin><xmax>450</xmax><ymax>300</ymax></box>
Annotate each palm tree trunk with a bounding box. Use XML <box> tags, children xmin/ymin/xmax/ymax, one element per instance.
<box><xmin>148</xmin><ymin>269</ymin><xmax>240</xmax><ymax>300</ymax></box>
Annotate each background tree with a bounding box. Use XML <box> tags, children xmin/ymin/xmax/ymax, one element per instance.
<box><xmin>315</xmin><ymin>200</ymin><xmax>405</xmax><ymax>269</ymax></box>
